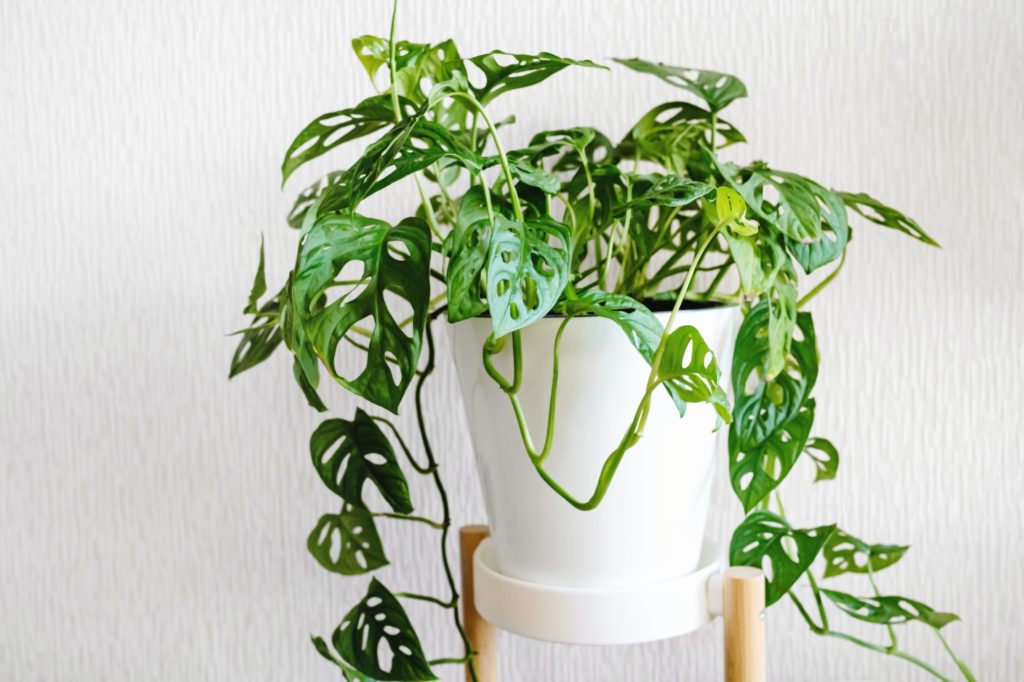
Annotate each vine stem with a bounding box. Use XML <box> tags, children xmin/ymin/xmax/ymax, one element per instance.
<box><xmin>796</xmin><ymin>249</ymin><xmax>846</xmax><ymax>308</ymax></box>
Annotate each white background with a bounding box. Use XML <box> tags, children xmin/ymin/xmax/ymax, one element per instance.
<box><xmin>2</xmin><ymin>0</ymin><xmax>1022</xmax><ymax>680</ymax></box>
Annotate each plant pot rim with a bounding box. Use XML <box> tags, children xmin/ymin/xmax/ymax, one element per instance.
<box><xmin>451</xmin><ymin>298</ymin><xmax>739</xmax><ymax>323</ymax></box>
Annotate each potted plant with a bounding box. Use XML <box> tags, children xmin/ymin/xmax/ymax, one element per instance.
<box><xmin>230</xmin><ymin>3</ymin><xmax>975</xmax><ymax>680</ymax></box>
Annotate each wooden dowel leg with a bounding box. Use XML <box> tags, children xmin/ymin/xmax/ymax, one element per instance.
<box><xmin>460</xmin><ymin>525</ymin><xmax>498</xmax><ymax>682</ymax></box>
<box><xmin>723</xmin><ymin>566</ymin><xmax>765</xmax><ymax>682</ymax></box>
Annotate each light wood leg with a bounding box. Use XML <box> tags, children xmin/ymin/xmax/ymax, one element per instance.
<box><xmin>460</xmin><ymin>525</ymin><xmax>498</xmax><ymax>682</ymax></box>
<box><xmin>723</xmin><ymin>566</ymin><xmax>766</xmax><ymax>682</ymax></box>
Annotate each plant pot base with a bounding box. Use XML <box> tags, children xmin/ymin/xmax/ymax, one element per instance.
<box><xmin>472</xmin><ymin>535</ymin><xmax>725</xmax><ymax>645</ymax></box>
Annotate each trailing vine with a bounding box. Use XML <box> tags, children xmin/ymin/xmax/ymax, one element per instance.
<box><xmin>229</xmin><ymin>2</ymin><xmax>974</xmax><ymax>679</ymax></box>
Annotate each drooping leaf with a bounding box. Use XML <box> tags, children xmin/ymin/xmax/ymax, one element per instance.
<box><xmin>838</xmin><ymin>191</ymin><xmax>939</xmax><ymax>247</ymax></box>
<box><xmin>822</xmin><ymin>528</ymin><xmax>908</xmax><ymax>578</ymax></box>
<box><xmin>614</xmin><ymin>58</ymin><xmax>747</xmax><ymax>112</ymax></box>
<box><xmin>290</xmin><ymin>212</ymin><xmax>430</xmax><ymax>412</ymax></box>
<box><xmin>332</xmin><ymin>579</ymin><xmax>437</xmax><ymax>681</ymax></box>
<box><xmin>310</xmin><ymin>409</ymin><xmax>412</xmax><ymax>514</ymax></box>
<box><xmin>287</xmin><ymin>171</ymin><xmax>347</xmax><ymax>229</ymax></box>
<box><xmin>312</xmin><ymin>636</ymin><xmax>379</xmax><ymax>682</ymax></box>
<box><xmin>730</xmin><ymin>511</ymin><xmax>835</xmax><ymax>605</ymax></box>
<box><xmin>308</xmin><ymin>504</ymin><xmax>388</xmax><ymax>576</ymax></box>
<box><xmin>486</xmin><ymin>214</ymin><xmax>572</xmax><ymax>336</ymax></box>
<box><xmin>612</xmin><ymin>174</ymin><xmax>714</xmax><ymax>216</ymax></box>
<box><xmin>767</xmin><ymin>267</ymin><xmax>798</xmax><ymax>377</ymax></box>
<box><xmin>729</xmin><ymin>399</ymin><xmax>815</xmax><ymax>511</ymax></box>
<box><xmin>721</xmin><ymin>229</ymin><xmax>785</xmax><ymax>296</ymax></box>
<box><xmin>657</xmin><ymin>325</ymin><xmax>731</xmax><ymax>422</ymax></box>
<box><xmin>467</xmin><ymin>51</ymin><xmax>607</xmax><ymax>105</ymax></box>
<box><xmin>822</xmin><ymin>589</ymin><xmax>959</xmax><ymax>629</ymax></box>
<box><xmin>445</xmin><ymin>187</ymin><xmax>499</xmax><ymax>322</ymax></box>
<box><xmin>281</xmin><ymin>96</ymin><xmax>412</xmax><ymax>185</ymax></box>
<box><xmin>805</xmin><ymin>437</ymin><xmax>839</xmax><ymax>482</ymax></box>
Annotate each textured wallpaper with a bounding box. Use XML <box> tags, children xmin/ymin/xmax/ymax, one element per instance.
<box><xmin>1</xmin><ymin>0</ymin><xmax>1021</xmax><ymax>680</ymax></box>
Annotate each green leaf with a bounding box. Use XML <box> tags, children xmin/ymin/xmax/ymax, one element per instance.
<box><xmin>618</xmin><ymin>101</ymin><xmax>745</xmax><ymax>170</ymax></box>
<box><xmin>839</xmin><ymin>191</ymin><xmax>939</xmax><ymax>247</ymax></box>
<box><xmin>805</xmin><ymin>437</ymin><xmax>839</xmax><ymax>482</ymax></box>
<box><xmin>729</xmin><ymin>399</ymin><xmax>815</xmax><ymax>511</ymax></box>
<box><xmin>290</xmin><ymin>212</ymin><xmax>431</xmax><ymax>412</ymax></box>
<box><xmin>332</xmin><ymin>579</ymin><xmax>437</xmax><ymax>681</ymax></box>
<box><xmin>292</xmin><ymin>356</ymin><xmax>327</xmax><ymax>412</ymax></box>
<box><xmin>612</xmin><ymin>174</ymin><xmax>714</xmax><ymax>216</ymax></box>
<box><xmin>445</xmin><ymin>187</ymin><xmax>499</xmax><ymax>322</ymax></box>
<box><xmin>308</xmin><ymin>504</ymin><xmax>388</xmax><ymax>576</ymax></box>
<box><xmin>730</xmin><ymin>511</ymin><xmax>835</xmax><ymax>605</ymax></box>
<box><xmin>486</xmin><ymin>214</ymin><xmax>572</xmax><ymax>337</ymax></box>
<box><xmin>281</xmin><ymin>96</ymin><xmax>410</xmax><ymax>185</ymax></box>
<box><xmin>312</xmin><ymin>636</ymin><xmax>379</xmax><ymax>682</ymax></box>
<box><xmin>767</xmin><ymin>268</ymin><xmax>798</xmax><ymax>378</ymax></box>
<box><xmin>287</xmin><ymin>171</ymin><xmax>346</xmax><ymax>229</ymax></box>
<box><xmin>613</xmin><ymin>58</ymin><xmax>747</xmax><ymax>112</ymax></box>
<box><xmin>822</xmin><ymin>589</ymin><xmax>959</xmax><ymax>629</ymax></box>
<box><xmin>310</xmin><ymin>408</ymin><xmax>413</xmax><ymax>514</ymax></box>
<box><xmin>229</xmin><ymin>289</ymin><xmax>283</xmax><ymax>379</ymax></box>
<box><xmin>505</xmin><ymin>156</ymin><xmax>561</xmax><ymax>193</ymax></box>
<box><xmin>244</xmin><ymin>237</ymin><xmax>268</xmax><ymax>314</ymax></box>
<box><xmin>657</xmin><ymin>325</ymin><xmax>729</xmax><ymax>416</ymax></box>
<box><xmin>721</xmin><ymin>230</ymin><xmax>785</xmax><ymax>296</ymax></box>
<box><xmin>468</xmin><ymin>51</ymin><xmax>607</xmax><ymax>105</ymax></box>
<box><xmin>822</xmin><ymin>528</ymin><xmax>908</xmax><ymax>578</ymax></box>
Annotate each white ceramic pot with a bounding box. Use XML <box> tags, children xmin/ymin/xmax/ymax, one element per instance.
<box><xmin>450</xmin><ymin>304</ymin><xmax>741</xmax><ymax>589</ymax></box>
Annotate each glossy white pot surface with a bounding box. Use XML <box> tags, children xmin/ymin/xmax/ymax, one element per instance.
<box><xmin>451</xmin><ymin>304</ymin><xmax>740</xmax><ymax>589</ymax></box>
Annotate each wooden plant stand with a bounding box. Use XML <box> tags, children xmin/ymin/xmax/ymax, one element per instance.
<box><xmin>460</xmin><ymin>525</ymin><xmax>765</xmax><ymax>682</ymax></box>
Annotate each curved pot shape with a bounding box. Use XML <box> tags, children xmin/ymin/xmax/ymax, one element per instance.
<box><xmin>450</xmin><ymin>304</ymin><xmax>740</xmax><ymax>589</ymax></box>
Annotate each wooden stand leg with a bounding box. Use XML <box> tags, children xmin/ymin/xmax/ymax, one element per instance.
<box><xmin>460</xmin><ymin>525</ymin><xmax>498</xmax><ymax>682</ymax></box>
<box><xmin>723</xmin><ymin>566</ymin><xmax>765</xmax><ymax>682</ymax></box>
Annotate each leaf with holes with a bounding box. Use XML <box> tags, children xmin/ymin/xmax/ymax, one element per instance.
<box><xmin>312</xmin><ymin>636</ymin><xmax>379</xmax><ymax>682</ymax></box>
<box><xmin>310</xmin><ymin>409</ymin><xmax>412</xmax><ymax>514</ymax></box>
<box><xmin>612</xmin><ymin>174</ymin><xmax>714</xmax><ymax>216</ymax></box>
<box><xmin>822</xmin><ymin>528</ymin><xmax>908</xmax><ymax>578</ymax></box>
<box><xmin>805</xmin><ymin>437</ymin><xmax>839</xmax><ymax>482</ymax></box>
<box><xmin>730</xmin><ymin>511</ymin><xmax>835</xmax><ymax>605</ymax></box>
<box><xmin>721</xmin><ymin>229</ymin><xmax>785</xmax><ymax>297</ymax></box>
<box><xmin>731</xmin><ymin>301</ymin><xmax>818</xmax><ymax>451</ymax></box>
<box><xmin>445</xmin><ymin>187</ymin><xmax>501</xmax><ymax>322</ymax></box>
<box><xmin>467</xmin><ymin>51</ymin><xmax>606</xmax><ymax>105</ymax></box>
<box><xmin>614</xmin><ymin>58</ymin><xmax>747</xmax><ymax>112</ymax></box>
<box><xmin>332</xmin><ymin>579</ymin><xmax>437</xmax><ymax>681</ymax></box>
<box><xmin>230</xmin><ymin>289</ymin><xmax>283</xmax><ymax>379</ymax></box>
<box><xmin>287</xmin><ymin>171</ymin><xmax>347</xmax><ymax>229</ymax></box>
<box><xmin>729</xmin><ymin>399</ymin><xmax>815</xmax><ymax>511</ymax></box>
<box><xmin>308</xmin><ymin>505</ymin><xmax>388</xmax><ymax>576</ymax></box>
<box><xmin>486</xmin><ymin>214</ymin><xmax>572</xmax><ymax>337</ymax></box>
<box><xmin>839</xmin><ymin>191</ymin><xmax>939</xmax><ymax>247</ymax></box>
<box><xmin>281</xmin><ymin>96</ymin><xmax>413</xmax><ymax>185</ymax></box>
<box><xmin>290</xmin><ymin>212</ymin><xmax>430</xmax><ymax>412</ymax></box>
<box><xmin>618</xmin><ymin>101</ymin><xmax>745</xmax><ymax>170</ymax></box>
<box><xmin>657</xmin><ymin>325</ymin><xmax>730</xmax><ymax>422</ymax></box>
<box><xmin>822</xmin><ymin>590</ymin><xmax>959</xmax><ymax>629</ymax></box>
<box><xmin>766</xmin><ymin>267</ymin><xmax>798</xmax><ymax>378</ymax></box>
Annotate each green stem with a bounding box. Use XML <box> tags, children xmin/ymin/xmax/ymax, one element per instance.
<box><xmin>372</xmin><ymin>416</ymin><xmax>433</xmax><ymax>474</ymax></box>
<box><xmin>796</xmin><ymin>249</ymin><xmax>846</xmax><ymax>309</ymax></box>
<box><xmin>450</xmin><ymin>92</ymin><xmax>523</xmax><ymax>222</ymax></box>
<box><xmin>824</xmin><ymin>631</ymin><xmax>953</xmax><ymax>682</ymax></box>
<box><xmin>429</xmin><ymin>656</ymin><xmax>474</xmax><ymax>666</ymax></box>
<box><xmin>372</xmin><ymin>512</ymin><xmax>445</xmax><ymax>530</ymax></box>
<box><xmin>935</xmin><ymin>630</ymin><xmax>977</xmax><ymax>682</ymax></box>
<box><xmin>395</xmin><ymin>592</ymin><xmax>455</xmax><ymax>609</ymax></box>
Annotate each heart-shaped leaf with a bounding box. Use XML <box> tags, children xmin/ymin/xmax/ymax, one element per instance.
<box><xmin>730</xmin><ymin>511</ymin><xmax>835</xmax><ymax>605</ymax></box>
<box><xmin>614</xmin><ymin>58</ymin><xmax>747</xmax><ymax>112</ymax></box>
<box><xmin>839</xmin><ymin>191</ymin><xmax>939</xmax><ymax>247</ymax></box>
<box><xmin>822</xmin><ymin>528</ymin><xmax>908</xmax><ymax>578</ymax></box>
<box><xmin>467</xmin><ymin>51</ymin><xmax>606</xmax><ymax>105</ymax></box>
<box><xmin>291</xmin><ymin>212</ymin><xmax>430</xmax><ymax>412</ymax></box>
<box><xmin>486</xmin><ymin>214</ymin><xmax>572</xmax><ymax>337</ymax></box>
<box><xmin>332</xmin><ymin>579</ymin><xmax>437</xmax><ymax>681</ymax></box>
<box><xmin>310</xmin><ymin>409</ymin><xmax>412</xmax><ymax>514</ymax></box>
<box><xmin>822</xmin><ymin>590</ymin><xmax>959</xmax><ymax>629</ymax></box>
<box><xmin>308</xmin><ymin>504</ymin><xmax>388</xmax><ymax>576</ymax></box>
<box><xmin>730</xmin><ymin>399</ymin><xmax>815</xmax><ymax>511</ymax></box>
<box><xmin>312</xmin><ymin>636</ymin><xmax>379</xmax><ymax>682</ymax></box>
<box><xmin>805</xmin><ymin>437</ymin><xmax>839</xmax><ymax>482</ymax></box>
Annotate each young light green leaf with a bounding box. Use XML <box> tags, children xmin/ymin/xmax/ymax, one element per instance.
<box><xmin>613</xmin><ymin>58</ymin><xmax>747</xmax><ymax>112</ymax></box>
<box><xmin>839</xmin><ymin>191</ymin><xmax>939</xmax><ymax>247</ymax></box>
<box><xmin>730</xmin><ymin>511</ymin><xmax>835</xmax><ymax>605</ymax></box>
<box><xmin>721</xmin><ymin>229</ymin><xmax>784</xmax><ymax>296</ymax></box>
<box><xmin>331</xmin><ymin>579</ymin><xmax>437</xmax><ymax>681</ymax></box>
<box><xmin>805</xmin><ymin>437</ymin><xmax>839</xmax><ymax>482</ymax></box>
<box><xmin>729</xmin><ymin>399</ymin><xmax>815</xmax><ymax>511</ymax></box>
<box><xmin>822</xmin><ymin>589</ymin><xmax>959</xmax><ymax>629</ymax></box>
<box><xmin>308</xmin><ymin>504</ymin><xmax>388</xmax><ymax>576</ymax></box>
<box><xmin>290</xmin><ymin>212</ymin><xmax>431</xmax><ymax>412</ymax></box>
<box><xmin>822</xmin><ymin>528</ymin><xmax>908</xmax><ymax>578</ymax></box>
<box><xmin>310</xmin><ymin>408</ymin><xmax>413</xmax><ymax>514</ymax></box>
<box><xmin>657</xmin><ymin>325</ymin><xmax>728</xmax><ymax>420</ymax></box>
<box><xmin>486</xmin><ymin>215</ymin><xmax>572</xmax><ymax>337</ymax></box>
<box><xmin>467</xmin><ymin>51</ymin><xmax>607</xmax><ymax>105</ymax></box>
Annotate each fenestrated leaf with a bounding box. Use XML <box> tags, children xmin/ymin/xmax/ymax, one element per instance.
<box><xmin>290</xmin><ymin>212</ymin><xmax>430</xmax><ymax>412</ymax></box>
<box><xmin>445</xmin><ymin>186</ymin><xmax>500</xmax><ymax>322</ymax></box>
<box><xmin>312</xmin><ymin>636</ymin><xmax>379</xmax><ymax>682</ymax></box>
<box><xmin>618</xmin><ymin>101</ymin><xmax>745</xmax><ymax>171</ymax></box>
<box><xmin>310</xmin><ymin>409</ymin><xmax>412</xmax><ymax>514</ymax></box>
<box><xmin>230</xmin><ymin>289</ymin><xmax>283</xmax><ymax>379</ymax></box>
<box><xmin>486</xmin><ymin>214</ymin><xmax>572</xmax><ymax>337</ymax></box>
<box><xmin>839</xmin><ymin>191</ymin><xmax>939</xmax><ymax>247</ymax></box>
<box><xmin>505</xmin><ymin>156</ymin><xmax>561</xmax><ymax>193</ymax></box>
<box><xmin>767</xmin><ymin>267</ymin><xmax>798</xmax><ymax>378</ymax></box>
<box><xmin>332</xmin><ymin>579</ymin><xmax>437</xmax><ymax>681</ymax></box>
<box><xmin>614</xmin><ymin>58</ymin><xmax>747</xmax><ymax>112</ymax></box>
<box><xmin>822</xmin><ymin>589</ymin><xmax>959</xmax><ymax>630</ymax></box>
<box><xmin>351</xmin><ymin>35</ymin><xmax>428</xmax><ymax>89</ymax></box>
<box><xmin>729</xmin><ymin>399</ymin><xmax>815</xmax><ymax>511</ymax></box>
<box><xmin>467</xmin><ymin>50</ymin><xmax>607</xmax><ymax>105</ymax></box>
<box><xmin>308</xmin><ymin>504</ymin><xmax>388</xmax><ymax>576</ymax></box>
<box><xmin>281</xmin><ymin>96</ymin><xmax>412</xmax><ymax>185</ymax></box>
<box><xmin>612</xmin><ymin>174</ymin><xmax>714</xmax><ymax>216</ymax></box>
<box><xmin>730</xmin><ymin>511</ymin><xmax>835</xmax><ymax>605</ymax></box>
<box><xmin>805</xmin><ymin>437</ymin><xmax>839</xmax><ymax>482</ymax></box>
<box><xmin>721</xmin><ymin>229</ymin><xmax>785</xmax><ymax>296</ymax></box>
<box><xmin>287</xmin><ymin>171</ymin><xmax>347</xmax><ymax>229</ymax></box>
<box><xmin>731</xmin><ymin>301</ymin><xmax>818</xmax><ymax>451</ymax></box>
<box><xmin>657</xmin><ymin>325</ymin><xmax>730</xmax><ymax>422</ymax></box>
<box><xmin>822</xmin><ymin>528</ymin><xmax>908</xmax><ymax>578</ymax></box>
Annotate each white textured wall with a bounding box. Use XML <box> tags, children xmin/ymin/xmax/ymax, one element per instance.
<box><xmin>2</xmin><ymin>0</ymin><xmax>1021</xmax><ymax>680</ymax></box>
